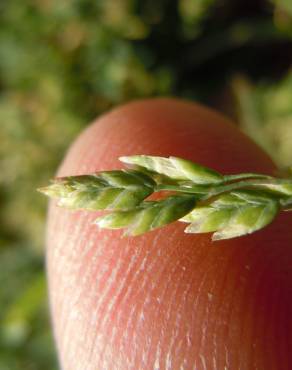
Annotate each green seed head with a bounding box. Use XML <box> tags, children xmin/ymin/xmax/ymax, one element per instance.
<box><xmin>39</xmin><ymin>155</ymin><xmax>292</xmax><ymax>240</ymax></box>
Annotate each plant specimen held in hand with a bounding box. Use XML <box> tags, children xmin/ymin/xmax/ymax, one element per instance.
<box><xmin>39</xmin><ymin>155</ymin><xmax>292</xmax><ymax>241</ymax></box>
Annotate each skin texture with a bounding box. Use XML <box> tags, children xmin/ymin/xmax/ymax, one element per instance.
<box><xmin>47</xmin><ymin>98</ymin><xmax>292</xmax><ymax>370</ymax></box>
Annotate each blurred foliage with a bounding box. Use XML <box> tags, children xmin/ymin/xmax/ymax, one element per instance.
<box><xmin>233</xmin><ymin>72</ymin><xmax>292</xmax><ymax>168</ymax></box>
<box><xmin>0</xmin><ymin>0</ymin><xmax>291</xmax><ymax>368</ymax></box>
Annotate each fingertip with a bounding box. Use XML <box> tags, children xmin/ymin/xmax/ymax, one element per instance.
<box><xmin>47</xmin><ymin>98</ymin><xmax>292</xmax><ymax>370</ymax></box>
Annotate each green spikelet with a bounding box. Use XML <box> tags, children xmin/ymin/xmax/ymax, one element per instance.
<box><xmin>96</xmin><ymin>195</ymin><xmax>196</xmax><ymax>235</ymax></box>
<box><xmin>38</xmin><ymin>170</ymin><xmax>155</xmax><ymax>211</ymax></box>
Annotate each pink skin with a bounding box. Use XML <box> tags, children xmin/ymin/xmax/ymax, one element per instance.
<box><xmin>47</xmin><ymin>99</ymin><xmax>292</xmax><ymax>370</ymax></box>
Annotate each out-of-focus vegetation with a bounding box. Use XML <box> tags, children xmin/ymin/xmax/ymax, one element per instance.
<box><xmin>0</xmin><ymin>1</ymin><xmax>291</xmax><ymax>368</ymax></box>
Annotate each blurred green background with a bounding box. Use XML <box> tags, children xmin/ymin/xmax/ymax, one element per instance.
<box><xmin>0</xmin><ymin>1</ymin><xmax>292</xmax><ymax>368</ymax></box>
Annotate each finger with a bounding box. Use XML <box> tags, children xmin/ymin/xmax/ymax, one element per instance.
<box><xmin>47</xmin><ymin>98</ymin><xmax>292</xmax><ymax>370</ymax></box>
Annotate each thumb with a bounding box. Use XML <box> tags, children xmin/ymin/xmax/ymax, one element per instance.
<box><xmin>47</xmin><ymin>98</ymin><xmax>292</xmax><ymax>370</ymax></box>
